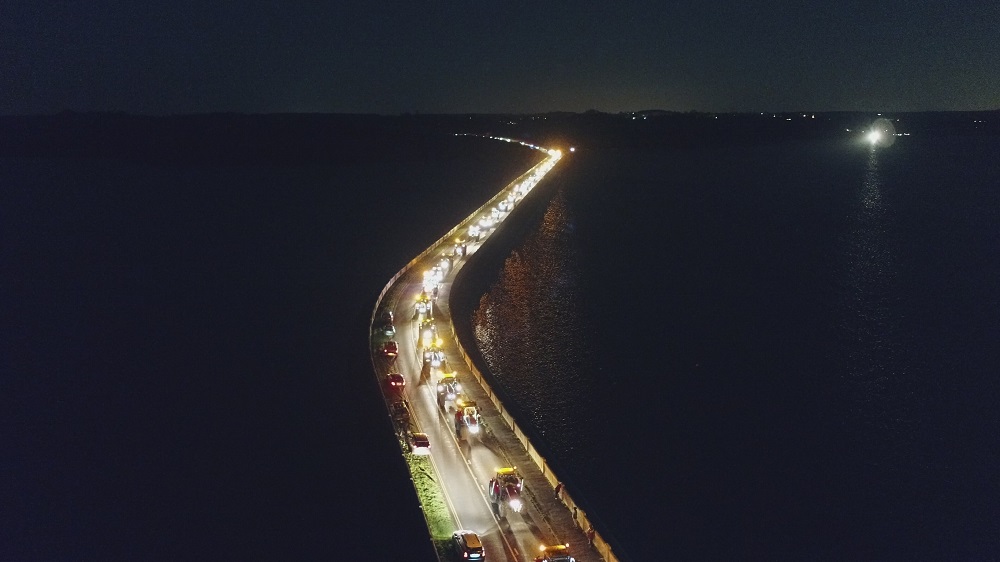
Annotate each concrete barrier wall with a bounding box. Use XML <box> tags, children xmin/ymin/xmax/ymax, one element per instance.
<box><xmin>369</xmin><ymin>144</ymin><xmax>621</xmax><ymax>562</ymax></box>
<box><xmin>450</xmin><ymin>331</ymin><xmax>620</xmax><ymax>562</ymax></box>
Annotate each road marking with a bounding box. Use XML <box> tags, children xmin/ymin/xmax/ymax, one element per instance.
<box><xmin>427</xmin><ymin>345</ymin><xmax>524</xmax><ymax>561</ymax></box>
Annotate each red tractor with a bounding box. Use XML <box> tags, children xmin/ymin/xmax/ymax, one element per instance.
<box><xmin>488</xmin><ymin>467</ymin><xmax>524</xmax><ymax>518</ymax></box>
<box><xmin>454</xmin><ymin>398</ymin><xmax>481</xmax><ymax>437</ymax></box>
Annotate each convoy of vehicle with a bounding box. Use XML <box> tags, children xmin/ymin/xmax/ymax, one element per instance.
<box><xmin>371</xmin><ymin>147</ymin><xmax>579</xmax><ymax>561</ymax></box>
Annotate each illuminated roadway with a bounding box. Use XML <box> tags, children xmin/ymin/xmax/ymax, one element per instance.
<box><xmin>371</xmin><ymin>142</ymin><xmax>600</xmax><ymax>562</ymax></box>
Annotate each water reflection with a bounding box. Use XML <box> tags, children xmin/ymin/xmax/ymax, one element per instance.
<box><xmin>861</xmin><ymin>150</ymin><xmax>882</xmax><ymax>210</ymax></box>
<box><xmin>472</xmin><ymin>190</ymin><xmax>592</xmax><ymax>453</ymax></box>
<box><xmin>838</xmin><ymin>144</ymin><xmax>913</xmax><ymax>456</ymax></box>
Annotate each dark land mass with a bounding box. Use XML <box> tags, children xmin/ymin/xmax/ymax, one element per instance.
<box><xmin>2</xmin><ymin>109</ymin><xmax>997</xmax><ymax>162</ymax></box>
<box><xmin>496</xmin><ymin>109</ymin><xmax>1000</xmax><ymax>153</ymax></box>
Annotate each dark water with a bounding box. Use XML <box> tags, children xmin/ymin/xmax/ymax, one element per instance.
<box><xmin>471</xmin><ymin>136</ymin><xmax>1000</xmax><ymax>560</ymax></box>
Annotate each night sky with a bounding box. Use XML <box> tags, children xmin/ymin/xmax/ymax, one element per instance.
<box><xmin>3</xmin><ymin>0</ymin><xmax>998</xmax><ymax>115</ymax></box>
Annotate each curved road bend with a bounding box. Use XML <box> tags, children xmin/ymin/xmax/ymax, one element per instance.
<box><xmin>372</xmin><ymin>144</ymin><xmax>602</xmax><ymax>562</ymax></box>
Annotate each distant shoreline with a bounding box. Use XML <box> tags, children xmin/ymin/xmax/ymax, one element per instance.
<box><xmin>2</xmin><ymin>111</ymin><xmax>997</xmax><ymax>162</ymax></box>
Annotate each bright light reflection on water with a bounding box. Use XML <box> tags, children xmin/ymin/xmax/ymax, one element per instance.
<box><xmin>838</xmin><ymin>142</ymin><xmax>915</xmax><ymax>456</ymax></box>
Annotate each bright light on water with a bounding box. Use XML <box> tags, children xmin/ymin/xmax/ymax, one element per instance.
<box><xmin>867</xmin><ymin>117</ymin><xmax>897</xmax><ymax>147</ymax></box>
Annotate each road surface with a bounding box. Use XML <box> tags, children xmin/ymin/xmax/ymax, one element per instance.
<box><xmin>371</xmin><ymin>142</ymin><xmax>601</xmax><ymax>562</ymax></box>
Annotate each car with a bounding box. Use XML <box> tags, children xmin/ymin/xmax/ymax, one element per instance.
<box><xmin>390</xmin><ymin>400</ymin><xmax>410</xmax><ymax>423</ymax></box>
<box><xmin>534</xmin><ymin>544</ymin><xmax>574</xmax><ymax>562</ymax></box>
<box><xmin>379</xmin><ymin>310</ymin><xmax>394</xmax><ymax>326</ymax></box>
<box><xmin>381</xmin><ymin>340</ymin><xmax>398</xmax><ymax>358</ymax></box>
<box><xmin>385</xmin><ymin>372</ymin><xmax>405</xmax><ymax>394</ymax></box>
<box><xmin>408</xmin><ymin>432</ymin><xmax>430</xmax><ymax>455</ymax></box>
<box><xmin>452</xmin><ymin>530</ymin><xmax>485</xmax><ymax>560</ymax></box>
<box><xmin>379</xmin><ymin>322</ymin><xmax>396</xmax><ymax>338</ymax></box>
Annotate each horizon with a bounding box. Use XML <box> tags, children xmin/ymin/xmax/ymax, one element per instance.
<box><xmin>5</xmin><ymin>108</ymin><xmax>1000</xmax><ymax>118</ymax></box>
